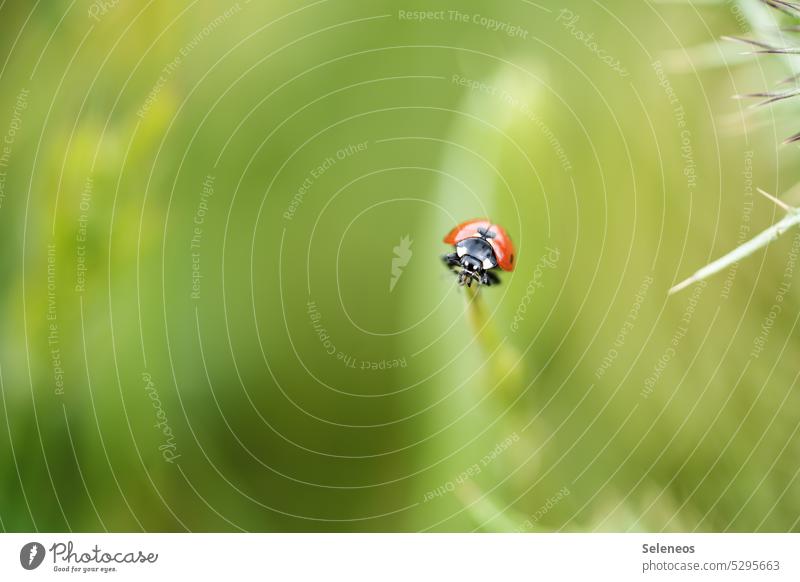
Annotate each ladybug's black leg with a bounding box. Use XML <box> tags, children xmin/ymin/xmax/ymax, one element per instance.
<box><xmin>457</xmin><ymin>270</ymin><xmax>473</xmax><ymax>287</ymax></box>
<box><xmin>443</xmin><ymin>253</ymin><xmax>463</xmax><ymax>281</ymax></box>
<box><xmin>482</xmin><ymin>270</ymin><xmax>500</xmax><ymax>286</ymax></box>
<box><xmin>442</xmin><ymin>253</ymin><xmax>461</xmax><ymax>269</ymax></box>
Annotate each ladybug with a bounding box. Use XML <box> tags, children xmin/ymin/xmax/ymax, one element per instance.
<box><xmin>442</xmin><ymin>219</ymin><xmax>515</xmax><ymax>287</ymax></box>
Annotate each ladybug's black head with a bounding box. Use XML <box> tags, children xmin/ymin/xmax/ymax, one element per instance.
<box><xmin>457</xmin><ymin>255</ymin><xmax>484</xmax><ymax>287</ymax></box>
<box><xmin>454</xmin><ymin>238</ymin><xmax>499</xmax><ymax>287</ymax></box>
<box><xmin>443</xmin><ymin>236</ymin><xmax>501</xmax><ymax>287</ymax></box>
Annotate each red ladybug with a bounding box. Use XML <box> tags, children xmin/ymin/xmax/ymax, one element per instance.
<box><xmin>442</xmin><ymin>219</ymin><xmax>515</xmax><ymax>287</ymax></box>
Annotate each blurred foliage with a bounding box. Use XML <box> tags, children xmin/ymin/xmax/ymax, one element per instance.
<box><xmin>0</xmin><ymin>0</ymin><xmax>798</xmax><ymax>532</ymax></box>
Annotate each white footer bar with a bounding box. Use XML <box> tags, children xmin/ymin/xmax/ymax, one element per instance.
<box><xmin>1</xmin><ymin>533</ymin><xmax>797</xmax><ymax>581</ymax></box>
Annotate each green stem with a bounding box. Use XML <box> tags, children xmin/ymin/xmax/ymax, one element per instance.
<box><xmin>465</xmin><ymin>286</ymin><xmax>524</xmax><ymax>400</ymax></box>
<box><xmin>457</xmin><ymin>286</ymin><xmax>538</xmax><ymax>531</ymax></box>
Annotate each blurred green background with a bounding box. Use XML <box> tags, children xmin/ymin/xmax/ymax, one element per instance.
<box><xmin>0</xmin><ymin>0</ymin><xmax>799</xmax><ymax>532</ymax></box>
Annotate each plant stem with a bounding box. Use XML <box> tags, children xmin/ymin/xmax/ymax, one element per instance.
<box><xmin>464</xmin><ymin>285</ymin><xmax>524</xmax><ymax>398</ymax></box>
<box><xmin>670</xmin><ymin>202</ymin><xmax>800</xmax><ymax>294</ymax></box>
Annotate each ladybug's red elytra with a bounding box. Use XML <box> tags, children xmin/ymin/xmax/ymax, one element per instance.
<box><xmin>442</xmin><ymin>219</ymin><xmax>516</xmax><ymax>287</ymax></box>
